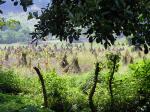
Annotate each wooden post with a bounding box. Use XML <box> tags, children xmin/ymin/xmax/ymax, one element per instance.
<box><xmin>89</xmin><ymin>62</ymin><xmax>100</xmax><ymax>112</ymax></box>
<box><xmin>33</xmin><ymin>67</ymin><xmax>48</xmax><ymax>108</ymax></box>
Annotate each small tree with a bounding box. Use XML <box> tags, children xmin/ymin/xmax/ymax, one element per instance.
<box><xmin>106</xmin><ymin>52</ymin><xmax>120</xmax><ymax>111</ymax></box>
<box><xmin>89</xmin><ymin>62</ymin><xmax>103</xmax><ymax>112</ymax></box>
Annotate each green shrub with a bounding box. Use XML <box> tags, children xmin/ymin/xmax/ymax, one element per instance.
<box><xmin>43</xmin><ymin>70</ymin><xmax>89</xmax><ymax>112</ymax></box>
<box><xmin>19</xmin><ymin>105</ymin><xmax>54</xmax><ymax>112</ymax></box>
<box><xmin>0</xmin><ymin>69</ymin><xmax>21</xmax><ymax>94</ymax></box>
<box><xmin>129</xmin><ymin>59</ymin><xmax>150</xmax><ymax>111</ymax></box>
<box><xmin>0</xmin><ymin>68</ymin><xmax>39</xmax><ymax>94</ymax></box>
<box><xmin>130</xmin><ymin>59</ymin><xmax>150</xmax><ymax>93</ymax></box>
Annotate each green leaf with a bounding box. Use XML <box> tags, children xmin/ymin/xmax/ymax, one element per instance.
<box><xmin>28</xmin><ymin>12</ymin><xmax>33</xmax><ymax>20</ymax></box>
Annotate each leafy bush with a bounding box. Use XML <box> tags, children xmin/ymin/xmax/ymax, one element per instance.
<box><xmin>130</xmin><ymin>59</ymin><xmax>150</xmax><ymax>93</ymax></box>
<box><xmin>19</xmin><ymin>105</ymin><xmax>54</xmax><ymax>112</ymax></box>
<box><xmin>43</xmin><ymin>70</ymin><xmax>89</xmax><ymax>112</ymax></box>
<box><xmin>129</xmin><ymin>59</ymin><xmax>150</xmax><ymax>111</ymax></box>
<box><xmin>0</xmin><ymin>69</ymin><xmax>21</xmax><ymax>94</ymax></box>
<box><xmin>0</xmin><ymin>68</ymin><xmax>38</xmax><ymax>94</ymax></box>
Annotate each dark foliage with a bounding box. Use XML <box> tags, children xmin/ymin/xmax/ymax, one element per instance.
<box><xmin>11</xmin><ymin>0</ymin><xmax>33</xmax><ymax>12</ymax></box>
<box><xmin>29</xmin><ymin>0</ymin><xmax>150</xmax><ymax>53</ymax></box>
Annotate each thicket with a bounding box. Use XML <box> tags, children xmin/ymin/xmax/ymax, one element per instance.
<box><xmin>0</xmin><ymin>58</ymin><xmax>150</xmax><ymax>112</ymax></box>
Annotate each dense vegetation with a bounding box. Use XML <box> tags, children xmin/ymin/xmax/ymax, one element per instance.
<box><xmin>0</xmin><ymin>43</ymin><xmax>150</xmax><ymax>112</ymax></box>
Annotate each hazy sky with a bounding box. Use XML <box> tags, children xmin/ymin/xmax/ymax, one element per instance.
<box><xmin>0</xmin><ymin>0</ymin><xmax>51</xmax><ymax>15</ymax></box>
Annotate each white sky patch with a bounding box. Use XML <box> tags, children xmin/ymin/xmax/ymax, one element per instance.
<box><xmin>29</xmin><ymin>4</ymin><xmax>41</xmax><ymax>11</ymax></box>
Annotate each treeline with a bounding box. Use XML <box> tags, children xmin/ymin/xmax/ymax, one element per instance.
<box><xmin>0</xmin><ymin>17</ymin><xmax>31</xmax><ymax>44</ymax></box>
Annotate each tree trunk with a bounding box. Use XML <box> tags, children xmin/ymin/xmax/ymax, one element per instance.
<box><xmin>33</xmin><ymin>67</ymin><xmax>48</xmax><ymax>108</ymax></box>
<box><xmin>109</xmin><ymin>58</ymin><xmax>117</xmax><ymax>112</ymax></box>
<box><xmin>89</xmin><ymin>63</ymin><xmax>100</xmax><ymax>112</ymax></box>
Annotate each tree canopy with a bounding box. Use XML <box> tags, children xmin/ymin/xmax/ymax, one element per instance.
<box><xmin>0</xmin><ymin>0</ymin><xmax>149</xmax><ymax>53</ymax></box>
<box><xmin>30</xmin><ymin>0</ymin><xmax>149</xmax><ymax>53</ymax></box>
